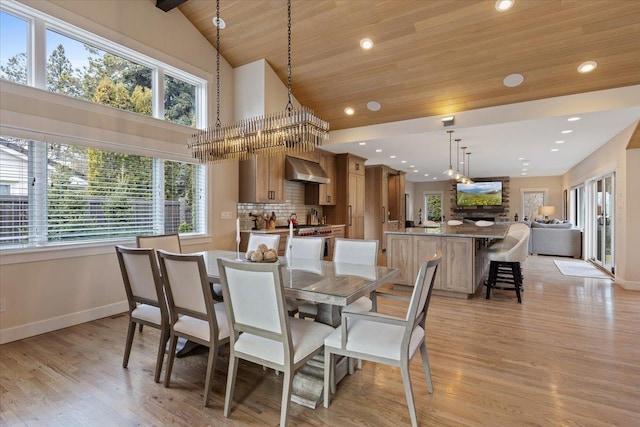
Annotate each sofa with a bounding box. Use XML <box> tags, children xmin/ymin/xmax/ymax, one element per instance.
<box><xmin>528</xmin><ymin>221</ymin><xmax>582</xmax><ymax>258</ymax></box>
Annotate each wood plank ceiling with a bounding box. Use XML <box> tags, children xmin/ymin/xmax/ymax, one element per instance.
<box><xmin>178</xmin><ymin>0</ymin><xmax>640</xmax><ymax>132</ymax></box>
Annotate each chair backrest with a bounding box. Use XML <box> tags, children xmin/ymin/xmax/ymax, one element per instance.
<box><xmin>137</xmin><ymin>233</ymin><xmax>182</xmax><ymax>254</ymax></box>
<box><xmin>502</xmin><ymin>228</ymin><xmax>530</xmax><ymax>262</ymax></box>
<box><xmin>247</xmin><ymin>233</ymin><xmax>281</xmax><ymax>252</ymax></box>
<box><xmin>333</xmin><ymin>238</ymin><xmax>378</xmax><ymax>265</ymax></box>
<box><xmin>217</xmin><ymin>259</ymin><xmax>292</xmax><ymax>363</ymax></box>
<box><xmin>115</xmin><ymin>245</ymin><xmax>166</xmax><ymax>316</ymax></box>
<box><xmin>406</xmin><ymin>252</ymin><xmax>442</xmax><ymax>327</ymax></box>
<box><xmin>508</xmin><ymin>223</ymin><xmax>530</xmax><ymax>233</ymax></box>
<box><xmin>285</xmin><ymin>236</ymin><xmax>324</xmax><ymax>260</ymax></box>
<box><xmin>157</xmin><ymin>250</ymin><xmax>216</xmax><ymax>328</ymax></box>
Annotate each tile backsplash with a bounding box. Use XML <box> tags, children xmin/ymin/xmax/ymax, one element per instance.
<box><xmin>237</xmin><ymin>181</ymin><xmax>323</xmax><ymax>230</ymax></box>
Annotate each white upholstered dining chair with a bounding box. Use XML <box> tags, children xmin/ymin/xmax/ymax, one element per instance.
<box><xmin>158</xmin><ymin>250</ymin><xmax>230</xmax><ymax>406</ymax></box>
<box><xmin>217</xmin><ymin>259</ymin><xmax>334</xmax><ymax>427</ymax></box>
<box><xmin>115</xmin><ymin>245</ymin><xmax>169</xmax><ymax>383</ymax></box>
<box><xmin>136</xmin><ymin>233</ymin><xmax>182</xmax><ymax>254</ymax></box>
<box><xmin>247</xmin><ymin>233</ymin><xmax>281</xmax><ymax>252</ymax></box>
<box><xmin>323</xmin><ymin>253</ymin><xmax>442</xmax><ymax>427</ymax></box>
<box><xmin>298</xmin><ymin>238</ymin><xmax>378</xmax><ymax>320</ymax></box>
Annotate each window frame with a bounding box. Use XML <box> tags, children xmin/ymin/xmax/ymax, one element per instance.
<box><xmin>1</xmin><ymin>2</ymin><xmax>207</xmax><ymax>128</ymax></box>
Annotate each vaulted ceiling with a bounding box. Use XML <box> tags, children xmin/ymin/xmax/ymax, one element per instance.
<box><xmin>177</xmin><ymin>0</ymin><xmax>640</xmax><ymax>180</ymax></box>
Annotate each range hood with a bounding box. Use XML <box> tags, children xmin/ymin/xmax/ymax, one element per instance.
<box><xmin>285</xmin><ymin>156</ymin><xmax>330</xmax><ymax>184</ymax></box>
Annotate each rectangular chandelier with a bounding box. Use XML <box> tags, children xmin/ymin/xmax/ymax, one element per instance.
<box><xmin>188</xmin><ymin>106</ymin><xmax>329</xmax><ymax>164</ymax></box>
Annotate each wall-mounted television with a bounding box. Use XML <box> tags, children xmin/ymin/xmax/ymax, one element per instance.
<box><xmin>456</xmin><ymin>181</ymin><xmax>503</xmax><ymax>206</ymax></box>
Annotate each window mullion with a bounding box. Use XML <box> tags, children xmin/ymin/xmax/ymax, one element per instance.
<box><xmin>31</xmin><ymin>17</ymin><xmax>46</xmax><ymax>90</ymax></box>
<box><xmin>153</xmin><ymin>158</ymin><xmax>164</xmax><ymax>234</ymax></box>
<box><xmin>155</xmin><ymin>68</ymin><xmax>164</xmax><ymax>120</ymax></box>
<box><xmin>29</xmin><ymin>140</ymin><xmax>47</xmax><ymax>245</ymax></box>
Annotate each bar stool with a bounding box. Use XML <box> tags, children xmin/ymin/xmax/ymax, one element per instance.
<box><xmin>483</xmin><ymin>228</ymin><xmax>530</xmax><ymax>303</ymax></box>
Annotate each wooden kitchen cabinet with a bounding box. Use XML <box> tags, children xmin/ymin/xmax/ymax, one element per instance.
<box><xmin>365</xmin><ymin>165</ymin><xmax>406</xmax><ymax>252</ymax></box>
<box><xmin>441</xmin><ymin>237</ymin><xmax>474</xmax><ymax>293</ymax></box>
<box><xmin>327</xmin><ymin>153</ymin><xmax>366</xmax><ymax>239</ymax></box>
<box><xmin>413</xmin><ymin>236</ymin><xmax>442</xmax><ymax>289</ymax></box>
<box><xmin>239</xmin><ymin>155</ymin><xmax>285</xmax><ymax>203</ymax></box>
<box><xmin>386</xmin><ymin>233</ymin><xmax>413</xmax><ymax>285</ymax></box>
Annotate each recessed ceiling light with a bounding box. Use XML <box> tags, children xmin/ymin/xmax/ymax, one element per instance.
<box><xmin>401</xmin><ymin>160</ymin><xmax>407</xmax><ymax>163</ymax></box>
<box><xmin>518</xmin><ymin>157</ymin><xmax>525</xmax><ymax>161</ymax></box>
<box><xmin>375</xmin><ymin>149</ymin><xmax>382</xmax><ymax>153</ymax></box>
<box><xmin>568</xmin><ymin>117</ymin><xmax>581</xmax><ymax>122</ymax></box>
<box><xmin>360</xmin><ymin>38</ymin><xmax>373</xmax><ymax>50</ymax></box>
<box><xmin>521</xmin><ymin>172</ymin><xmax>527</xmax><ymax>175</ymax></box>
<box><xmin>367</xmin><ymin>101</ymin><xmax>381</xmax><ymax>111</ymax></box>
<box><xmin>556</xmin><ymin>140</ymin><xmax>565</xmax><ymax>144</ymax></box>
<box><xmin>358</xmin><ymin>142</ymin><xmax>366</xmax><ymax>145</ymax></box>
<box><xmin>551</xmin><ymin>148</ymin><xmax>559</xmax><ymax>152</ymax></box>
<box><xmin>433</xmin><ymin>177</ymin><xmax>438</xmax><ymax>180</ymax></box>
<box><xmin>390</xmin><ymin>155</ymin><xmax>396</xmax><ymax>159</ymax></box>
<box><xmin>561</xmin><ymin>130</ymin><xmax>573</xmax><ymax>134</ymax></box>
<box><xmin>344</xmin><ymin>107</ymin><xmax>355</xmax><ymax>115</ymax></box>
<box><xmin>410</xmin><ymin>165</ymin><xmax>415</xmax><ymax>168</ymax></box>
<box><xmin>503</xmin><ymin>73</ymin><xmax>524</xmax><ymax>87</ymax></box>
<box><xmin>522</xmin><ymin>162</ymin><xmax>529</xmax><ymax>166</ymax></box>
<box><xmin>212</xmin><ymin>16</ymin><xmax>226</xmax><ymax>29</ymax></box>
<box><xmin>413</xmin><ymin>169</ymin><xmax>419</xmax><ymax>173</ymax></box>
<box><xmin>578</xmin><ymin>60</ymin><xmax>597</xmax><ymax>73</ymax></box>
<box><xmin>522</xmin><ymin>168</ymin><xmax>528</xmax><ymax>171</ymax></box>
<box><xmin>495</xmin><ymin>0</ymin><xmax>515</xmax><ymax>12</ymax></box>
<box><xmin>424</xmin><ymin>173</ymin><xmax>429</xmax><ymax>177</ymax></box>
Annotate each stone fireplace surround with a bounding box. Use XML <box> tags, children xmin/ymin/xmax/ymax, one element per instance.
<box><xmin>449</xmin><ymin>176</ymin><xmax>510</xmax><ymax>222</ymax></box>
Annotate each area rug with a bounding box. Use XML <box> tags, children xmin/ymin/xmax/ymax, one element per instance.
<box><xmin>553</xmin><ymin>260</ymin><xmax>611</xmax><ymax>279</ymax></box>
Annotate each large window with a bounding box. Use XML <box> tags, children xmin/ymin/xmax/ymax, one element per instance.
<box><xmin>0</xmin><ymin>10</ymin><xmax>28</xmax><ymax>84</ymax></box>
<box><xmin>0</xmin><ymin>135</ymin><xmax>205</xmax><ymax>249</ymax></box>
<box><xmin>0</xmin><ymin>4</ymin><xmax>205</xmax><ymax>127</ymax></box>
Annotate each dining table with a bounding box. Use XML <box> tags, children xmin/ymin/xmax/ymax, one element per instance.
<box><xmin>197</xmin><ymin>249</ymin><xmax>399</xmax><ymax>408</ymax></box>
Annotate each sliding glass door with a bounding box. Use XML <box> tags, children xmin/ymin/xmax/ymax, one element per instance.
<box><xmin>587</xmin><ymin>173</ymin><xmax>614</xmax><ymax>273</ymax></box>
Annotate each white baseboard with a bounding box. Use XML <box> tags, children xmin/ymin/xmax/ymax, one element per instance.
<box><xmin>0</xmin><ymin>301</ymin><xmax>128</xmax><ymax>345</ymax></box>
<box><xmin>616</xmin><ymin>279</ymin><xmax>640</xmax><ymax>291</ymax></box>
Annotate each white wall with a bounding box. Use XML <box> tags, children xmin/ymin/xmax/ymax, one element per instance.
<box><xmin>562</xmin><ymin>121</ymin><xmax>639</xmax><ymax>289</ymax></box>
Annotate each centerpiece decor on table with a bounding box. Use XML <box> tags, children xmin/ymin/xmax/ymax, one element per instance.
<box><xmin>245</xmin><ymin>244</ymin><xmax>278</xmax><ymax>263</ymax></box>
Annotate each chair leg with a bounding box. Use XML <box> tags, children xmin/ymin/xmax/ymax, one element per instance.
<box><xmin>163</xmin><ymin>335</ymin><xmax>178</xmax><ymax>387</ymax></box>
<box><xmin>123</xmin><ymin>319</ymin><xmax>136</xmax><ymax>368</ymax></box>
<box><xmin>224</xmin><ymin>354</ymin><xmax>238</xmax><ymax>418</ymax></box>
<box><xmin>323</xmin><ymin>351</ymin><xmax>332</xmax><ymax>408</ymax></box>
<box><xmin>400</xmin><ymin>360</ymin><xmax>419</xmax><ymax>427</ymax></box>
<box><xmin>513</xmin><ymin>263</ymin><xmax>522</xmax><ymax>304</ymax></box>
<box><xmin>138</xmin><ymin>323</ymin><xmax>143</xmax><ymax>332</ymax></box>
<box><xmin>419</xmin><ymin>342</ymin><xmax>434</xmax><ymax>394</ymax></box>
<box><xmin>485</xmin><ymin>261</ymin><xmax>497</xmax><ymax>300</ymax></box>
<box><xmin>154</xmin><ymin>326</ymin><xmax>169</xmax><ymax>383</ymax></box>
<box><xmin>203</xmin><ymin>345</ymin><xmax>218</xmax><ymax>406</ymax></box>
<box><xmin>280</xmin><ymin>369</ymin><xmax>293</xmax><ymax>427</ymax></box>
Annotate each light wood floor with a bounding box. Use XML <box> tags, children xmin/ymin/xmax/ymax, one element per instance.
<box><xmin>1</xmin><ymin>256</ymin><xmax>639</xmax><ymax>426</ymax></box>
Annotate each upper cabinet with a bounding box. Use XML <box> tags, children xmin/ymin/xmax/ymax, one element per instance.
<box><xmin>239</xmin><ymin>155</ymin><xmax>285</xmax><ymax>203</ymax></box>
<box><xmin>305</xmin><ymin>150</ymin><xmax>336</xmax><ymax>206</ymax></box>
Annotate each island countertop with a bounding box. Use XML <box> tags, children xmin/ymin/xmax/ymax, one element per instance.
<box><xmin>386</xmin><ymin>224</ymin><xmax>509</xmax><ymax>239</ymax></box>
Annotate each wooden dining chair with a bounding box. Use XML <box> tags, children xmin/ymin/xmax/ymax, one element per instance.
<box><xmin>247</xmin><ymin>233</ymin><xmax>281</xmax><ymax>252</ymax></box>
<box><xmin>285</xmin><ymin>236</ymin><xmax>324</xmax><ymax>318</ymax></box>
<box><xmin>217</xmin><ymin>259</ymin><xmax>334</xmax><ymax>427</ymax></box>
<box><xmin>157</xmin><ymin>250</ymin><xmax>230</xmax><ymax>406</ymax></box>
<box><xmin>323</xmin><ymin>253</ymin><xmax>442</xmax><ymax>427</ymax></box>
<box><xmin>299</xmin><ymin>238</ymin><xmax>378</xmax><ymax>321</ymax></box>
<box><xmin>115</xmin><ymin>245</ymin><xmax>169</xmax><ymax>383</ymax></box>
<box><xmin>136</xmin><ymin>233</ymin><xmax>182</xmax><ymax>254</ymax></box>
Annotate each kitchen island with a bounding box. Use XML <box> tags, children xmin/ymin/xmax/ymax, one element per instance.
<box><xmin>386</xmin><ymin>224</ymin><xmax>509</xmax><ymax>298</ymax></box>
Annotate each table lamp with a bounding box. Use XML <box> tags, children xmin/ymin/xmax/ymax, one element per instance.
<box><xmin>538</xmin><ymin>205</ymin><xmax>556</xmax><ymax>221</ymax></box>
